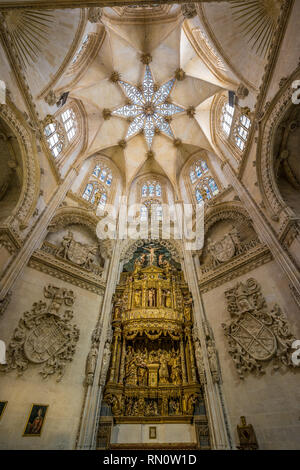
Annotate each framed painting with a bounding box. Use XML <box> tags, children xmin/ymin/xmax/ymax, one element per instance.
<box><xmin>23</xmin><ymin>404</ymin><xmax>48</xmax><ymax>437</ymax></box>
<box><xmin>0</xmin><ymin>401</ymin><xmax>7</xmax><ymax>420</ymax></box>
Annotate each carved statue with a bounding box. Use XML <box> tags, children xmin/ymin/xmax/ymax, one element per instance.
<box><xmin>237</xmin><ymin>416</ymin><xmax>258</xmax><ymax>450</ymax></box>
<box><xmin>134</xmin><ymin>289</ymin><xmax>142</xmax><ymax>307</ymax></box>
<box><xmin>148</xmin><ymin>288</ymin><xmax>156</xmax><ymax>307</ymax></box>
<box><xmin>159</xmin><ymin>352</ymin><xmax>169</xmax><ymax>384</ymax></box>
<box><xmin>207</xmin><ymin>340</ymin><xmax>219</xmax><ymax>383</ymax></box>
<box><xmin>170</xmin><ymin>352</ymin><xmax>181</xmax><ymax>384</ymax></box>
<box><xmin>85</xmin><ymin>344</ymin><xmax>98</xmax><ymax>385</ymax></box>
<box><xmin>57</xmin><ymin>231</ymin><xmax>73</xmax><ymax>259</ymax></box>
<box><xmin>144</xmin><ymin>246</ymin><xmax>156</xmax><ymax>265</ymax></box>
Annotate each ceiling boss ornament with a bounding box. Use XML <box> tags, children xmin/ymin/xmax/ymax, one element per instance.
<box><xmin>112</xmin><ymin>65</ymin><xmax>185</xmax><ymax>149</ymax></box>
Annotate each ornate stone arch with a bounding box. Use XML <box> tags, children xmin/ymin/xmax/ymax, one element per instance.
<box><xmin>204</xmin><ymin>201</ymin><xmax>254</xmax><ymax>237</ymax></box>
<box><xmin>257</xmin><ymin>67</ymin><xmax>300</xmax><ymax>220</ymax></box>
<box><xmin>179</xmin><ymin>149</ymin><xmax>221</xmax><ymax>205</ymax></box>
<box><xmin>0</xmin><ymin>102</ymin><xmax>40</xmax><ymax>233</ymax></box>
<box><xmin>48</xmin><ymin>206</ymin><xmax>112</xmax><ymax>258</ymax></box>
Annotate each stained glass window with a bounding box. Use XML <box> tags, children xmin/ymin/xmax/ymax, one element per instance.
<box><xmin>190</xmin><ymin>160</ymin><xmax>208</xmax><ymax>183</ymax></box>
<box><xmin>190</xmin><ymin>159</ymin><xmax>219</xmax><ymax>203</ymax></box>
<box><xmin>141</xmin><ymin>181</ymin><xmax>162</xmax><ymax>198</ymax></box>
<box><xmin>82</xmin><ymin>161</ymin><xmax>113</xmax><ymax>210</ymax></box>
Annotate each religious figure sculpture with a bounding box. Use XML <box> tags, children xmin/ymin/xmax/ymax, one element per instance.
<box><xmin>159</xmin><ymin>352</ymin><xmax>169</xmax><ymax>384</ymax></box>
<box><xmin>57</xmin><ymin>231</ymin><xmax>73</xmax><ymax>259</ymax></box>
<box><xmin>144</xmin><ymin>246</ymin><xmax>156</xmax><ymax>265</ymax></box>
<box><xmin>134</xmin><ymin>289</ymin><xmax>142</xmax><ymax>307</ymax></box>
<box><xmin>85</xmin><ymin>344</ymin><xmax>98</xmax><ymax>385</ymax></box>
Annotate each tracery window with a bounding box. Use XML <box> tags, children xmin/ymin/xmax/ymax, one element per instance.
<box><xmin>234</xmin><ymin>114</ymin><xmax>251</xmax><ymax>151</ymax></box>
<box><xmin>220</xmin><ymin>101</ymin><xmax>251</xmax><ymax>153</ymax></box>
<box><xmin>195</xmin><ymin>177</ymin><xmax>219</xmax><ymax>202</ymax></box>
<box><xmin>61</xmin><ymin>108</ymin><xmax>77</xmax><ymax>142</ymax></box>
<box><xmin>221</xmin><ymin>102</ymin><xmax>234</xmax><ymax>136</ymax></box>
<box><xmin>141</xmin><ymin>181</ymin><xmax>161</xmax><ymax>198</ymax></box>
<box><xmin>92</xmin><ymin>164</ymin><xmax>112</xmax><ymax>186</ymax></box>
<box><xmin>189</xmin><ymin>159</ymin><xmax>219</xmax><ymax>203</ymax></box>
<box><xmin>82</xmin><ymin>161</ymin><xmax>113</xmax><ymax>211</ymax></box>
<box><xmin>71</xmin><ymin>34</ymin><xmax>89</xmax><ymax>65</ymax></box>
<box><xmin>44</xmin><ymin>122</ymin><xmax>63</xmax><ymax>158</ymax></box>
<box><xmin>189</xmin><ymin>160</ymin><xmax>209</xmax><ymax>184</ymax></box>
<box><xmin>82</xmin><ymin>182</ymin><xmax>107</xmax><ymax>210</ymax></box>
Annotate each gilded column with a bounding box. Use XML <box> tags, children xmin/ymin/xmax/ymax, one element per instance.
<box><xmin>119</xmin><ymin>336</ymin><xmax>126</xmax><ymax>384</ymax></box>
<box><xmin>108</xmin><ymin>325</ymin><xmax>121</xmax><ymax>383</ymax></box>
<box><xmin>186</xmin><ymin>327</ymin><xmax>197</xmax><ymax>383</ymax></box>
<box><xmin>180</xmin><ymin>336</ymin><xmax>187</xmax><ymax>384</ymax></box>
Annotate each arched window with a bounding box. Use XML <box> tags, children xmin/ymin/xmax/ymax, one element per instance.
<box><xmin>44</xmin><ymin>122</ymin><xmax>63</xmax><ymax>158</ymax></box>
<box><xmin>190</xmin><ymin>160</ymin><xmax>208</xmax><ymax>184</ymax></box>
<box><xmin>220</xmin><ymin>99</ymin><xmax>252</xmax><ymax>154</ymax></box>
<box><xmin>141</xmin><ymin>180</ymin><xmax>161</xmax><ymax>198</ymax></box>
<box><xmin>82</xmin><ymin>182</ymin><xmax>107</xmax><ymax>210</ymax></box>
<box><xmin>195</xmin><ymin>177</ymin><xmax>219</xmax><ymax>202</ymax></box>
<box><xmin>221</xmin><ymin>102</ymin><xmax>234</xmax><ymax>136</ymax></box>
<box><xmin>61</xmin><ymin>108</ymin><xmax>77</xmax><ymax>142</ymax></box>
<box><xmin>82</xmin><ymin>161</ymin><xmax>113</xmax><ymax>211</ymax></box>
<box><xmin>234</xmin><ymin>114</ymin><xmax>251</xmax><ymax>151</ymax></box>
<box><xmin>92</xmin><ymin>164</ymin><xmax>112</xmax><ymax>186</ymax></box>
<box><xmin>189</xmin><ymin>158</ymin><xmax>219</xmax><ymax>203</ymax></box>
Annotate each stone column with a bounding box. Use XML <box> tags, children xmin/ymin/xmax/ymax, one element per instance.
<box><xmin>0</xmin><ymin>168</ymin><xmax>77</xmax><ymax>300</ymax></box>
<box><xmin>186</xmin><ymin>327</ymin><xmax>197</xmax><ymax>383</ymax></box>
<box><xmin>76</xmin><ymin>239</ymin><xmax>122</xmax><ymax>450</ymax></box>
<box><xmin>182</xmin><ymin>247</ymin><xmax>232</xmax><ymax>450</ymax></box>
<box><xmin>223</xmin><ymin>162</ymin><xmax>300</xmax><ymax>298</ymax></box>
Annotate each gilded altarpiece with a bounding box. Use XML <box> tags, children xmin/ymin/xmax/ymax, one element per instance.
<box><xmin>104</xmin><ymin>245</ymin><xmax>206</xmax><ymax>429</ymax></box>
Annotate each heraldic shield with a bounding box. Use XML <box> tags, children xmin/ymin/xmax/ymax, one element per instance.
<box><xmin>214</xmin><ymin>234</ymin><xmax>235</xmax><ymax>263</ymax></box>
<box><xmin>24</xmin><ymin>316</ymin><xmax>67</xmax><ymax>364</ymax></box>
<box><xmin>229</xmin><ymin>313</ymin><xmax>276</xmax><ymax>361</ymax></box>
<box><xmin>67</xmin><ymin>239</ymin><xmax>90</xmax><ymax>265</ymax></box>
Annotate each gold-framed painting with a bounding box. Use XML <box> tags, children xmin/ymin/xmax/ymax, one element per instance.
<box><xmin>0</xmin><ymin>401</ymin><xmax>8</xmax><ymax>420</ymax></box>
<box><xmin>23</xmin><ymin>404</ymin><xmax>48</xmax><ymax>437</ymax></box>
<box><xmin>149</xmin><ymin>426</ymin><xmax>157</xmax><ymax>439</ymax></box>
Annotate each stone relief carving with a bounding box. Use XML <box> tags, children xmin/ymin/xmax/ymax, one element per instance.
<box><xmin>203</xmin><ymin>226</ymin><xmax>259</xmax><ymax>272</ymax></box>
<box><xmin>1</xmin><ymin>285</ymin><xmax>79</xmax><ymax>382</ymax></box>
<box><xmin>192</xmin><ymin>322</ymin><xmax>220</xmax><ymax>384</ymax></box>
<box><xmin>181</xmin><ymin>3</ymin><xmax>197</xmax><ymax>18</ymax></box>
<box><xmin>88</xmin><ymin>7</ymin><xmax>102</xmax><ymax>23</ymax></box>
<box><xmin>222</xmin><ymin>278</ymin><xmax>297</xmax><ymax>379</ymax></box>
<box><xmin>56</xmin><ymin>230</ymin><xmax>103</xmax><ymax>275</ymax></box>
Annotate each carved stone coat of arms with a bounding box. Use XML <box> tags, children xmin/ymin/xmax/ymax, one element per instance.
<box><xmin>222</xmin><ymin>278</ymin><xmax>296</xmax><ymax>379</ymax></box>
<box><xmin>2</xmin><ymin>285</ymin><xmax>80</xmax><ymax>381</ymax></box>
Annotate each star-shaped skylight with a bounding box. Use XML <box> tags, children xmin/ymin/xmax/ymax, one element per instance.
<box><xmin>112</xmin><ymin>65</ymin><xmax>185</xmax><ymax>148</ymax></box>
